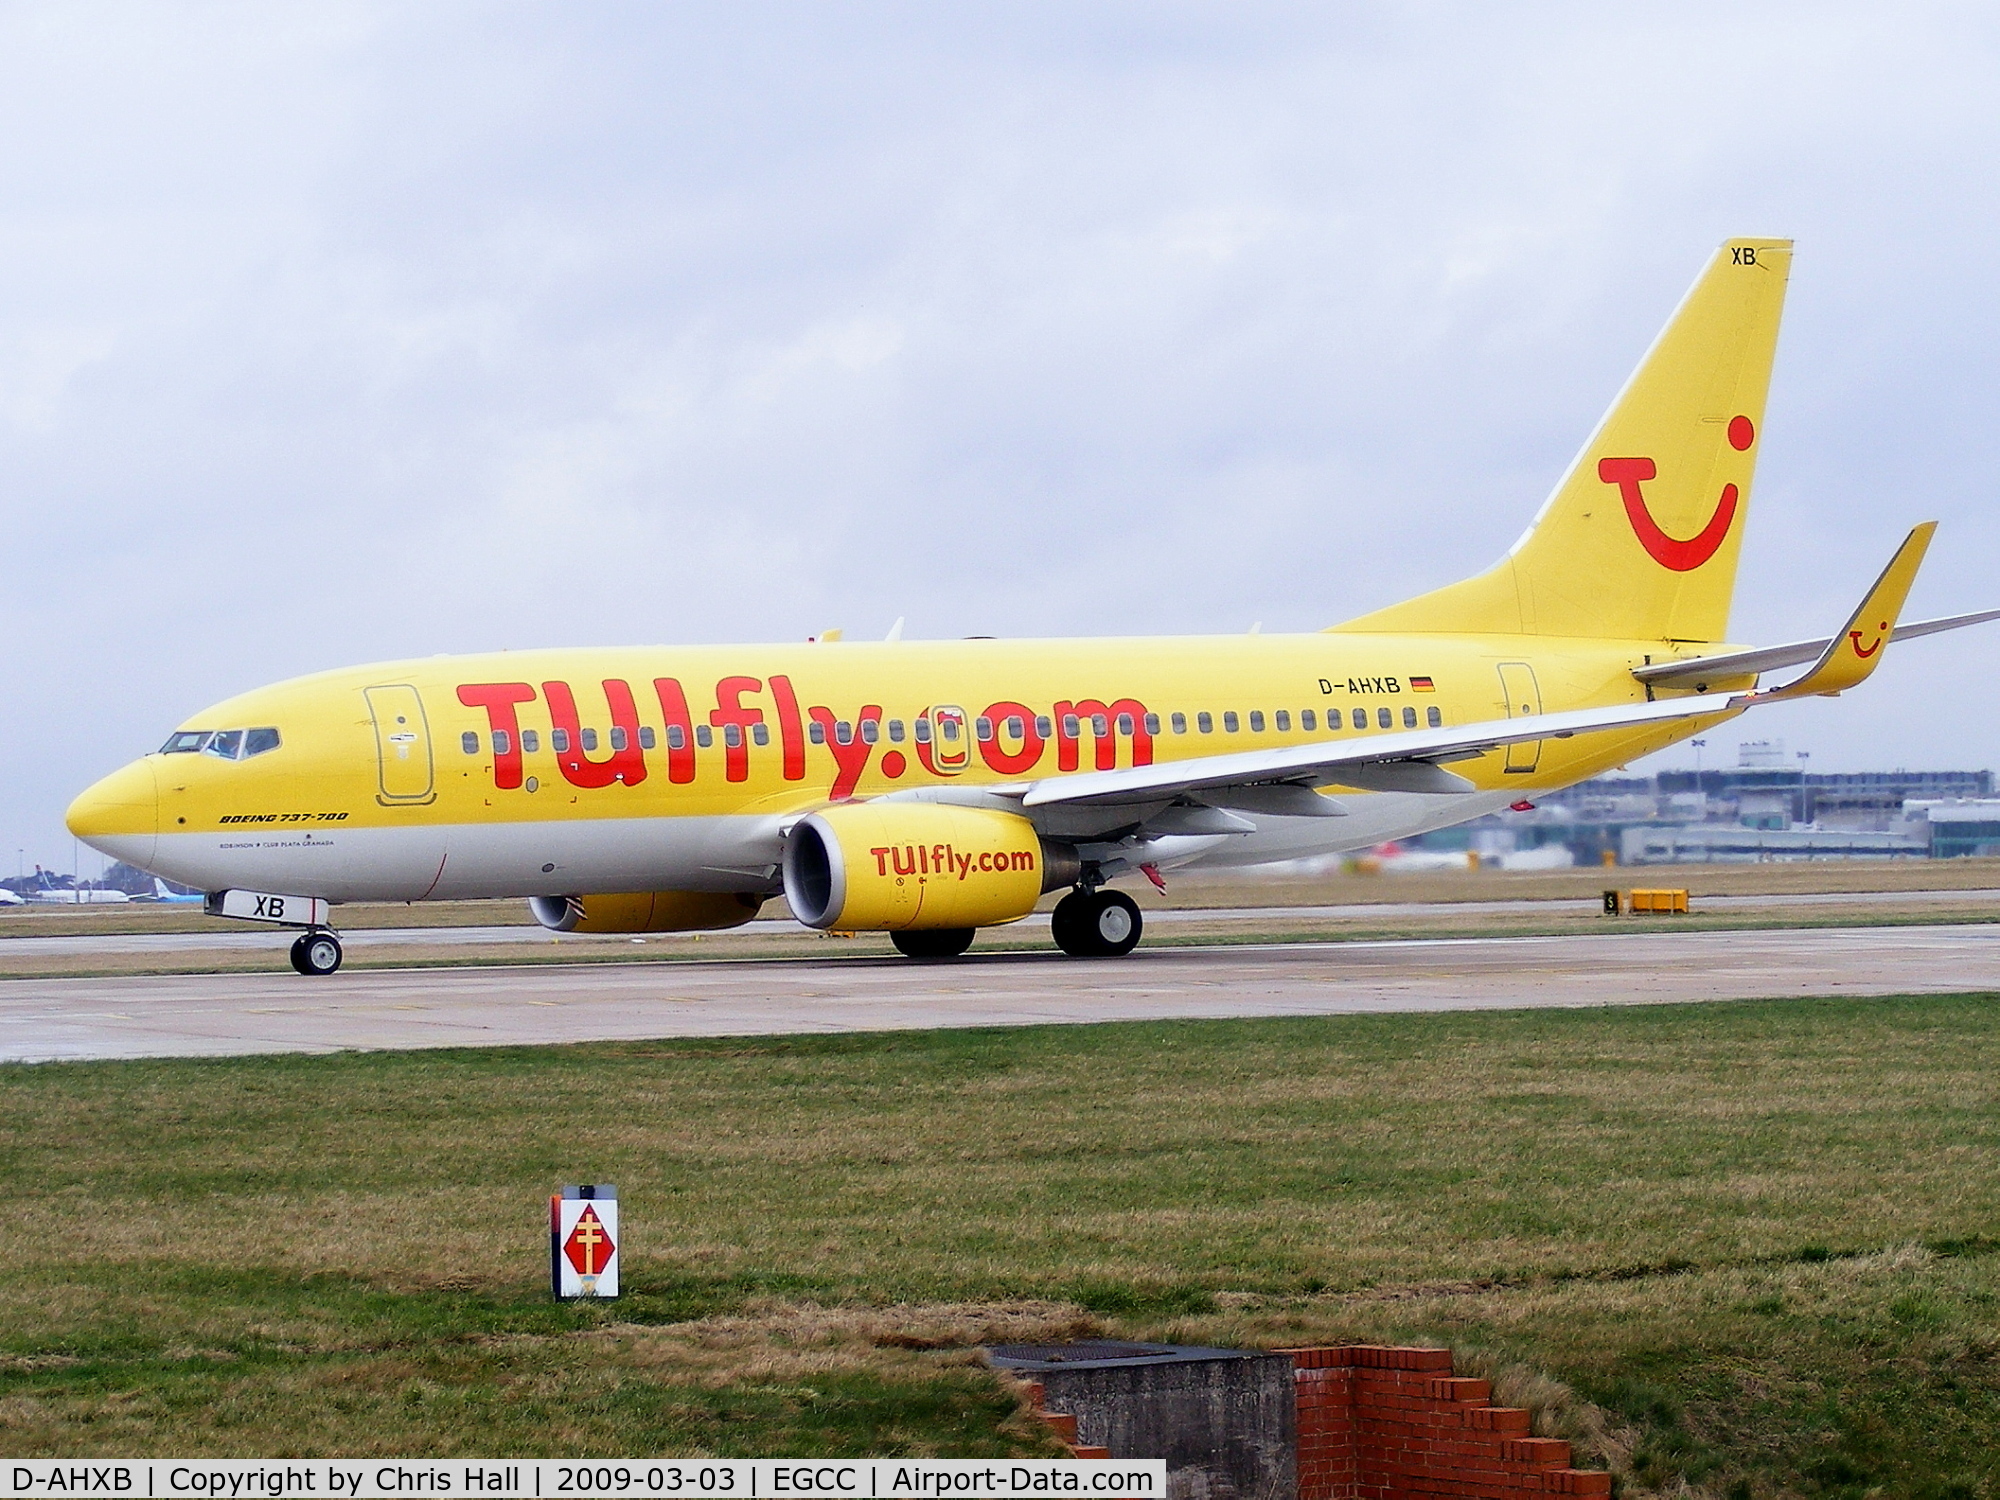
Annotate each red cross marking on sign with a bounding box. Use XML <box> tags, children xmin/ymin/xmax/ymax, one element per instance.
<box><xmin>564</xmin><ymin>1204</ymin><xmax>615</xmax><ymax>1275</ymax></box>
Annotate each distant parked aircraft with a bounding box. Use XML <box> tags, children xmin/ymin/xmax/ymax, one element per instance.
<box><xmin>23</xmin><ymin>868</ymin><xmax>130</xmax><ymax>905</ymax></box>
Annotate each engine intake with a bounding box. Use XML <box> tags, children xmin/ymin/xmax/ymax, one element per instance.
<box><xmin>528</xmin><ymin>891</ymin><xmax>765</xmax><ymax>934</ymax></box>
<box><xmin>783</xmin><ymin>802</ymin><xmax>1075</xmax><ymax>931</ymax></box>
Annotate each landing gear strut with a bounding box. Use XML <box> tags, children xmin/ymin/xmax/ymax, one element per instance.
<box><xmin>289</xmin><ymin>929</ymin><xmax>344</xmax><ymax>976</ymax></box>
<box><xmin>1051</xmin><ymin>887</ymin><xmax>1143</xmax><ymax>958</ymax></box>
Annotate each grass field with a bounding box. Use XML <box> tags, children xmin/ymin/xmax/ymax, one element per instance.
<box><xmin>4</xmin><ymin>996</ymin><xmax>1999</xmax><ymax>1495</ymax></box>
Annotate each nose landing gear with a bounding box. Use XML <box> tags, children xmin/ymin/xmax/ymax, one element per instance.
<box><xmin>1051</xmin><ymin>886</ymin><xmax>1143</xmax><ymax>958</ymax></box>
<box><xmin>289</xmin><ymin>929</ymin><xmax>344</xmax><ymax>976</ymax></box>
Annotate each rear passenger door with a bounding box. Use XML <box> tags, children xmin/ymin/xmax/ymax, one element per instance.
<box><xmin>1496</xmin><ymin>663</ymin><xmax>1542</xmax><ymax>774</ymax></box>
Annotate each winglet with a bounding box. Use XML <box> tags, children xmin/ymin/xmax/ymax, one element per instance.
<box><xmin>1753</xmin><ymin>523</ymin><xmax>1936</xmax><ymax>703</ymax></box>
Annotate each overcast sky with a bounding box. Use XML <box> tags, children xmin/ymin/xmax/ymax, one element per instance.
<box><xmin>7</xmin><ymin>2</ymin><xmax>2000</xmax><ymax>873</ymax></box>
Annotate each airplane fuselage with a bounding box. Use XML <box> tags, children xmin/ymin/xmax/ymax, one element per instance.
<box><xmin>72</xmin><ymin>630</ymin><xmax>1726</xmax><ymax>906</ymax></box>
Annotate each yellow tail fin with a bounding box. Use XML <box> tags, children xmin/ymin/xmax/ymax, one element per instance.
<box><xmin>1335</xmin><ymin>237</ymin><xmax>1793</xmax><ymax>643</ymax></box>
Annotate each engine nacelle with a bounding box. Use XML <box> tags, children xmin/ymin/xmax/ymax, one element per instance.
<box><xmin>783</xmin><ymin>802</ymin><xmax>1074</xmax><ymax>931</ymax></box>
<box><xmin>528</xmin><ymin>890</ymin><xmax>765</xmax><ymax>934</ymax></box>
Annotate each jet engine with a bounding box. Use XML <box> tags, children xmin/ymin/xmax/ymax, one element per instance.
<box><xmin>528</xmin><ymin>890</ymin><xmax>765</xmax><ymax>933</ymax></box>
<box><xmin>783</xmin><ymin>802</ymin><xmax>1077</xmax><ymax>931</ymax></box>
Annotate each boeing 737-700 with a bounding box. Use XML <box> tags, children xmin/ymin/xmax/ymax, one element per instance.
<box><xmin>66</xmin><ymin>239</ymin><xmax>1999</xmax><ymax>973</ymax></box>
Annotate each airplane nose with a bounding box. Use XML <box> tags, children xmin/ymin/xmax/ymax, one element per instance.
<box><xmin>66</xmin><ymin>759</ymin><xmax>159</xmax><ymax>870</ymax></box>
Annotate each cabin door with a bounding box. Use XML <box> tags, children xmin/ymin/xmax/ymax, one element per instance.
<box><xmin>365</xmin><ymin>684</ymin><xmax>437</xmax><ymax>804</ymax></box>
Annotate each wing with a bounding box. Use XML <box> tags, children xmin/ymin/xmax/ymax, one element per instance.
<box><xmin>1016</xmin><ymin>693</ymin><xmax>1746</xmax><ymax>814</ymax></box>
<box><xmin>1010</xmin><ymin>525</ymin><xmax>1940</xmax><ymax>839</ymax></box>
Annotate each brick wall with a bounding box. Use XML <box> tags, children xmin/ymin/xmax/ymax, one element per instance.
<box><xmin>1286</xmin><ymin>1346</ymin><xmax>1610</xmax><ymax>1498</ymax></box>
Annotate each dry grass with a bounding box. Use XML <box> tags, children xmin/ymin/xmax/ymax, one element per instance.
<box><xmin>4</xmin><ymin>997</ymin><xmax>2000</xmax><ymax>1488</ymax></box>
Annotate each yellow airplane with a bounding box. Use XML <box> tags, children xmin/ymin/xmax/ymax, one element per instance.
<box><xmin>66</xmin><ymin>238</ymin><xmax>1999</xmax><ymax>974</ymax></box>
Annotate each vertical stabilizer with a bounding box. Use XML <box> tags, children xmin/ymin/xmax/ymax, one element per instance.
<box><xmin>1334</xmin><ymin>238</ymin><xmax>1792</xmax><ymax>642</ymax></box>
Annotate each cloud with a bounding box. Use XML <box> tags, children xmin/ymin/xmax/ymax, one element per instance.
<box><xmin>8</xmin><ymin>2</ymin><xmax>2000</xmax><ymax>864</ymax></box>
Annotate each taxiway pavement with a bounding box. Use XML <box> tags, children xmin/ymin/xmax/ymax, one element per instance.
<box><xmin>5</xmin><ymin>923</ymin><xmax>1998</xmax><ymax>1063</ymax></box>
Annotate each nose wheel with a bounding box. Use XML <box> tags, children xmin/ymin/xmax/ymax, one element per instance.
<box><xmin>1051</xmin><ymin>888</ymin><xmax>1143</xmax><ymax>958</ymax></box>
<box><xmin>289</xmin><ymin>929</ymin><xmax>344</xmax><ymax>976</ymax></box>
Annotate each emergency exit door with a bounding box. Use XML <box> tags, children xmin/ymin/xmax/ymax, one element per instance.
<box><xmin>1496</xmin><ymin>663</ymin><xmax>1543</xmax><ymax>773</ymax></box>
<box><xmin>365</xmin><ymin>684</ymin><xmax>436</xmax><ymax>804</ymax></box>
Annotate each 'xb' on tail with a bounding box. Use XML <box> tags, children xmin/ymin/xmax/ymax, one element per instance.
<box><xmin>1336</xmin><ymin>237</ymin><xmax>1793</xmax><ymax>644</ymax></box>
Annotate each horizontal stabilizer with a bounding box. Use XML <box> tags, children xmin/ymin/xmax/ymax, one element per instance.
<box><xmin>1747</xmin><ymin>522</ymin><xmax>1934</xmax><ymax>703</ymax></box>
<box><xmin>1634</xmin><ymin>603</ymin><xmax>2000</xmax><ymax>689</ymax></box>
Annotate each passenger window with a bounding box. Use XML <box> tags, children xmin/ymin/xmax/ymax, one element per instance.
<box><xmin>551</xmin><ymin>729</ymin><xmax>570</xmax><ymax>753</ymax></box>
<box><xmin>1275</xmin><ymin>710</ymin><xmax>1290</xmax><ymax>732</ymax></box>
<box><xmin>1403</xmin><ymin>706</ymin><xmax>1418</xmax><ymax>729</ymax></box>
<box><xmin>1036</xmin><ymin>716</ymin><xmax>1053</xmax><ymax>738</ymax></box>
<box><xmin>1351</xmin><ymin>708</ymin><xmax>1366</xmax><ymax>730</ymax></box>
<box><xmin>1092</xmin><ymin>714</ymin><xmax>1109</xmax><ymax>736</ymax></box>
<box><xmin>808</xmin><ymin>722</ymin><xmax>826</xmax><ymax>745</ymax></box>
<box><xmin>1171</xmin><ymin>713</ymin><xmax>1187</xmax><ymax>734</ymax></box>
<box><xmin>461</xmin><ymin>731</ymin><xmax>479</xmax><ymax>755</ymax></box>
<box><xmin>244</xmin><ymin>727</ymin><xmax>281</xmax><ymax>757</ymax></box>
<box><xmin>835</xmin><ymin>721</ymin><xmax>853</xmax><ymax>745</ymax></box>
<box><xmin>1004</xmin><ymin>716</ymin><xmax>1024</xmax><ymax>738</ymax></box>
<box><xmin>695</xmin><ymin>726</ymin><xmax>714</xmax><ymax>748</ymax></box>
<box><xmin>666</xmin><ymin>725</ymin><xmax>686</xmax><ymax>751</ymax></box>
<box><xmin>1116</xmin><ymin>713</ymin><xmax>1133</xmax><ymax>735</ymax></box>
<box><xmin>914</xmin><ymin>719</ymin><xmax>932</xmax><ymax>744</ymax></box>
<box><xmin>724</xmin><ymin>724</ymin><xmax>743</xmax><ymax>749</ymax></box>
<box><xmin>888</xmin><ymin>719</ymin><xmax>905</xmax><ymax>742</ymax></box>
<box><xmin>1062</xmin><ymin>714</ymin><xmax>1080</xmax><ymax>738</ymax></box>
<box><xmin>639</xmin><ymin>726</ymin><xmax>657</xmax><ymax>750</ymax></box>
<box><xmin>1302</xmin><ymin>709</ymin><xmax>1317</xmax><ymax>731</ymax></box>
<box><xmin>205</xmin><ymin>730</ymin><xmax>244</xmax><ymax>760</ymax></box>
<box><xmin>1248</xmin><ymin>711</ymin><xmax>1265</xmax><ymax>733</ymax></box>
<box><xmin>522</xmin><ymin>730</ymin><xmax>540</xmax><ymax>754</ymax></box>
<box><xmin>975</xmin><ymin>717</ymin><xmax>994</xmax><ymax>742</ymax></box>
<box><xmin>581</xmin><ymin>728</ymin><xmax>599</xmax><ymax>752</ymax></box>
<box><xmin>609</xmin><ymin>727</ymin><xmax>627</xmax><ymax>751</ymax></box>
<box><xmin>1198</xmin><ymin>712</ymin><xmax>1213</xmax><ymax>733</ymax></box>
<box><xmin>1427</xmin><ymin>706</ymin><xmax>1442</xmax><ymax>728</ymax></box>
<box><xmin>860</xmin><ymin>720</ymin><xmax>877</xmax><ymax>744</ymax></box>
<box><xmin>753</xmin><ymin>722</ymin><xmax>770</xmax><ymax>746</ymax></box>
<box><xmin>941</xmin><ymin>718</ymin><xmax>959</xmax><ymax>741</ymax></box>
<box><xmin>1377</xmin><ymin>707</ymin><xmax>1392</xmax><ymax>729</ymax></box>
<box><xmin>494</xmin><ymin>730</ymin><xmax>512</xmax><ymax>756</ymax></box>
<box><xmin>1144</xmin><ymin>712</ymin><xmax>1160</xmax><ymax>735</ymax></box>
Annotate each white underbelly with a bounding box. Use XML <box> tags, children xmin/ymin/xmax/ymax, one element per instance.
<box><xmin>1192</xmin><ymin>789</ymin><xmax>1521</xmax><ymax>867</ymax></box>
<box><xmin>144</xmin><ymin>815</ymin><xmax>785</xmax><ymax>904</ymax></box>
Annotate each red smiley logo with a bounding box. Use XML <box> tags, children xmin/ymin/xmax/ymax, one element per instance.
<box><xmin>1599</xmin><ymin>458</ymin><xmax>1738</xmax><ymax>572</ymax></box>
<box><xmin>1849</xmin><ymin>622</ymin><xmax>1888</xmax><ymax>659</ymax></box>
<box><xmin>1598</xmin><ymin>415</ymin><xmax>1755</xmax><ymax>573</ymax></box>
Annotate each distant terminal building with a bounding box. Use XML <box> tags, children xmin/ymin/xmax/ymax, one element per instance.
<box><xmin>1919</xmin><ymin>801</ymin><xmax>2000</xmax><ymax>860</ymax></box>
<box><xmin>1405</xmin><ymin>739</ymin><xmax>1994</xmax><ymax>865</ymax></box>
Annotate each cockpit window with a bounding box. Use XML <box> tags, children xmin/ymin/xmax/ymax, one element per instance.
<box><xmin>159</xmin><ymin>727</ymin><xmax>281</xmax><ymax>759</ymax></box>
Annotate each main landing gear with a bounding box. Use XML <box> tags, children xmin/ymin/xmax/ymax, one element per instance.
<box><xmin>1051</xmin><ymin>887</ymin><xmax>1143</xmax><ymax>958</ymax></box>
<box><xmin>289</xmin><ymin>929</ymin><xmax>344</xmax><ymax>976</ymax></box>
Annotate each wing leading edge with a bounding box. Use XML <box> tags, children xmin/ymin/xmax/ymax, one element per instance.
<box><xmin>1019</xmin><ymin>524</ymin><xmax>1941</xmax><ymax>817</ymax></box>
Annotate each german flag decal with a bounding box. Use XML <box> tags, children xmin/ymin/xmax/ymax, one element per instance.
<box><xmin>1409</xmin><ymin>676</ymin><xmax>1436</xmax><ymax>692</ymax></box>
